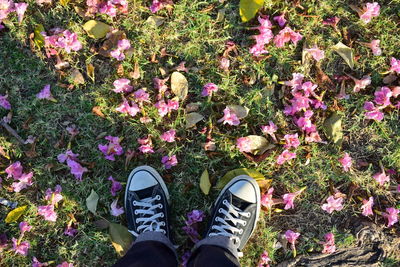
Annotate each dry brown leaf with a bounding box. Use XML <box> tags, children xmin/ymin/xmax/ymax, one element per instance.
<box><xmin>131</xmin><ymin>62</ymin><xmax>140</xmax><ymax>79</ymax></box>
<box><xmin>117</xmin><ymin>64</ymin><xmax>124</xmax><ymax>77</ymax></box>
<box><xmin>92</xmin><ymin>106</ymin><xmax>105</xmax><ymax>118</ymax></box>
<box><xmin>70</xmin><ymin>69</ymin><xmax>85</xmax><ymax>85</ymax></box>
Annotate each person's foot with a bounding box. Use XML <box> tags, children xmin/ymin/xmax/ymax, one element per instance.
<box><xmin>205</xmin><ymin>175</ymin><xmax>261</xmax><ymax>251</ymax></box>
<box><xmin>124</xmin><ymin>166</ymin><xmax>171</xmax><ymax>239</ymax></box>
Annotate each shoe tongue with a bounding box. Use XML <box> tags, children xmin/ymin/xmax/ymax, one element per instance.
<box><xmin>134</xmin><ymin>185</ymin><xmax>157</xmax><ymax>199</ymax></box>
<box><xmin>231</xmin><ymin>194</ymin><xmax>250</xmax><ymax>211</ymax></box>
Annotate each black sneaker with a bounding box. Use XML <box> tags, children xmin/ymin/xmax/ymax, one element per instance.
<box><xmin>205</xmin><ymin>175</ymin><xmax>261</xmax><ymax>251</ymax></box>
<box><xmin>124</xmin><ymin>166</ymin><xmax>171</xmax><ymax>239</ymax></box>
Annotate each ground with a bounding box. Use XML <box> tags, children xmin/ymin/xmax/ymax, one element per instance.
<box><xmin>0</xmin><ymin>0</ymin><xmax>400</xmax><ymax>266</ymax></box>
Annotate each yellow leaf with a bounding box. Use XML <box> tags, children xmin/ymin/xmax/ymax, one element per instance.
<box><xmin>60</xmin><ymin>0</ymin><xmax>70</xmax><ymax>6</ymax></box>
<box><xmin>109</xmin><ymin>223</ymin><xmax>133</xmax><ymax>256</ymax></box>
<box><xmin>216</xmin><ymin>168</ymin><xmax>265</xmax><ymax>189</ymax></box>
<box><xmin>82</xmin><ymin>20</ymin><xmax>111</xmax><ymax>39</ymax></box>
<box><xmin>86</xmin><ymin>63</ymin><xmax>95</xmax><ymax>82</ymax></box>
<box><xmin>5</xmin><ymin>206</ymin><xmax>27</xmax><ymax>223</ymax></box>
<box><xmin>239</xmin><ymin>0</ymin><xmax>264</xmax><ymax>22</ymax></box>
<box><xmin>323</xmin><ymin>112</ymin><xmax>343</xmax><ymax>146</ymax></box>
<box><xmin>332</xmin><ymin>42</ymin><xmax>354</xmax><ymax>69</ymax></box>
<box><xmin>33</xmin><ymin>24</ymin><xmax>45</xmax><ymax>48</ymax></box>
<box><xmin>170</xmin><ymin>72</ymin><xmax>188</xmax><ymax>100</ymax></box>
<box><xmin>199</xmin><ymin>169</ymin><xmax>211</xmax><ymax>195</ymax></box>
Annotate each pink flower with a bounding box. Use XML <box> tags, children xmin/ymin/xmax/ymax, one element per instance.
<box><xmin>305</xmin><ymin>45</ymin><xmax>325</xmax><ymax>61</ymax></box>
<box><xmin>359</xmin><ymin>2</ymin><xmax>380</xmax><ymax>23</ymax></box>
<box><xmin>274</xmin><ymin>27</ymin><xmax>303</xmax><ymax>48</ymax></box>
<box><xmin>110</xmin><ymin>39</ymin><xmax>131</xmax><ymax>60</ymax></box>
<box><xmin>12</xmin><ymin>238</ymin><xmax>30</xmax><ymax>256</ymax></box>
<box><xmin>285</xmin><ymin>230</ymin><xmax>300</xmax><ymax>245</ymax></box>
<box><xmin>276</xmin><ymin>150</ymin><xmax>296</xmax><ymax>165</ymax></box>
<box><xmin>282</xmin><ymin>189</ymin><xmax>304</xmax><ymax>210</ymax></box>
<box><xmin>32</xmin><ymin>256</ymin><xmax>46</xmax><ymax>267</ymax></box>
<box><xmin>66</xmin><ymin>125</ymin><xmax>79</xmax><ymax>137</ymax></box>
<box><xmin>305</xmin><ymin>131</ymin><xmax>324</xmax><ymax>143</ymax></box>
<box><xmin>321</xmin><ymin>232</ymin><xmax>336</xmax><ymax>254</ymax></box>
<box><xmin>219</xmin><ymin>57</ymin><xmax>230</xmax><ymax>71</ymax></box>
<box><xmin>45</xmin><ymin>185</ymin><xmax>63</xmax><ymax>206</ymax></box>
<box><xmin>261</xmin><ymin>121</ymin><xmax>278</xmax><ymax>142</ymax></box>
<box><xmin>150</xmin><ymin>0</ymin><xmax>173</xmax><ymax>13</ymax></box>
<box><xmin>321</xmin><ymin>195</ymin><xmax>344</xmax><ymax>214</ymax></box>
<box><xmin>64</xmin><ymin>225</ymin><xmax>78</xmax><ymax>237</ymax></box>
<box><xmin>154</xmin><ymin>99</ymin><xmax>179</xmax><ymax>117</ymax></box>
<box><xmin>55</xmin><ymin>30</ymin><xmax>82</xmax><ymax>53</ymax></box>
<box><xmin>186</xmin><ymin>210</ymin><xmax>205</xmax><ymax>225</ymax></box>
<box><xmin>137</xmin><ymin>136</ymin><xmax>154</xmax><ymax>154</ymax></box>
<box><xmin>11</xmin><ymin>172</ymin><xmax>34</xmax><ymax>192</ymax></box>
<box><xmin>364</xmin><ymin>101</ymin><xmax>384</xmax><ymax>121</ymax></box>
<box><xmin>389</xmin><ymin>57</ymin><xmax>400</xmax><ymax>74</ymax></box>
<box><xmin>249</xmin><ymin>16</ymin><xmax>274</xmax><ymax>56</ymax></box>
<box><xmin>99</xmin><ymin>1</ymin><xmax>117</xmax><ymax>17</ymax></box>
<box><xmin>361</xmin><ymin>196</ymin><xmax>374</xmax><ymax>216</ymax></box>
<box><xmin>351</xmin><ymin>76</ymin><xmax>371</xmax><ymax>93</ymax></box>
<box><xmin>116</xmin><ymin>99</ymin><xmax>140</xmax><ymax>117</ymax></box>
<box><xmin>161</xmin><ymin>155</ymin><xmax>178</xmax><ymax>169</ymax></box>
<box><xmin>261</xmin><ymin>187</ymin><xmax>274</xmax><ymax>210</ymax></box>
<box><xmin>6</xmin><ymin>161</ymin><xmax>23</xmax><ymax>179</ymax></box>
<box><xmin>373</xmin><ymin>171</ymin><xmax>390</xmax><ymax>186</ymax></box>
<box><xmin>201</xmin><ymin>83</ymin><xmax>219</xmax><ymax>97</ymax></box>
<box><xmin>218</xmin><ymin>107</ymin><xmax>240</xmax><ymax>126</ymax></box>
<box><xmin>382</xmin><ymin>207</ymin><xmax>399</xmax><ymax>227</ymax></box>
<box><xmin>258</xmin><ymin>250</ymin><xmax>271</xmax><ymax>267</ymax></box>
<box><xmin>338</xmin><ymin>152</ymin><xmax>352</xmax><ymax>172</ymax></box>
<box><xmin>160</xmin><ymin>129</ymin><xmax>176</xmax><ymax>143</ymax></box>
<box><xmin>36</xmin><ymin>84</ymin><xmax>54</xmax><ymax>100</ymax></box>
<box><xmin>98</xmin><ymin>136</ymin><xmax>124</xmax><ymax>161</ymax></box>
<box><xmin>284</xmin><ymin>133</ymin><xmax>300</xmax><ymax>149</ymax></box>
<box><xmin>113</xmin><ymin>78</ymin><xmax>133</xmax><ymax>93</ymax></box>
<box><xmin>366</xmin><ymin>40</ymin><xmax>382</xmax><ymax>56</ymax></box>
<box><xmin>117</xmin><ymin>39</ymin><xmax>131</xmax><ymax>51</ymax></box>
<box><xmin>66</xmin><ymin>159</ymin><xmax>87</xmax><ymax>181</ymax></box>
<box><xmin>374</xmin><ymin>86</ymin><xmax>392</xmax><ymax>107</ymax></box>
<box><xmin>0</xmin><ymin>94</ymin><xmax>11</xmax><ymax>110</ymax></box>
<box><xmin>57</xmin><ymin>150</ymin><xmax>79</xmax><ymax>163</ymax></box>
<box><xmin>153</xmin><ymin>77</ymin><xmax>169</xmax><ymax>95</ymax></box>
<box><xmin>110</xmin><ymin>199</ymin><xmax>124</xmax><ymax>216</ymax></box>
<box><xmin>14</xmin><ymin>3</ymin><xmax>28</xmax><ymax>24</ymax></box>
<box><xmin>110</xmin><ymin>49</ymin><xmax>124</xmax><ymax>61</ymax></box>
<box><xmin>133</xmin><ymin>89</ymin><xmax>150</xmax><ymax>103</ymax></box>
<box><xmin>236</xmin><ymin>137</ymin><xmax>252</xmax><ymax>153</ymax></box>
<box><xmin>38</xmin><ymin>205</ymin><xmax>57</xmax><ymax>222</ymax></box>
<box><xmin>108</xmin><ymin>176</ymin><xmax>122</xmax><ymax>196</ymax></box>
<box><xmin>273</xmin><ymin>13</ymin><xmax>286</xmax><ymax>27</ymax></box>
<box><xmin>19</xmin><ymin>221</ymin><xmax>32</xmax><ymax>234</ymax></box>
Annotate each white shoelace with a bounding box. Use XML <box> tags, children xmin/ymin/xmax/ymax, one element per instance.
<box><xmin>128</xmin><ymin>195</ymin><xmax>166</xmax><ymax>237</ymax></box>
<box><xmin>209</xmin><ymin>199</ymin><xmax>251</xmax><ymax>246</ymax></box>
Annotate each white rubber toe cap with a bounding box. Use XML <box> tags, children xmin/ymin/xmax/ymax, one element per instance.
<box><xmin>228</xmin><ymin>180</ymin><xmax>257</xmax><ymax>203</ymax></box>
<box><xmin>128</xmin><ymin>170</ymin><xmax>158</xmax><ymax>191</ymax></box>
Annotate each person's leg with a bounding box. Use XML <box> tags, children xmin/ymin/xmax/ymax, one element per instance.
<box><xmin>113</xmin><ymin>166</ymin><xmax>177</xmax><ymax>267</ymax></box>
<box><xmin>187</xmin><ymin>175</ymin><xmax>261</xmax><ymax>267</ymax></box>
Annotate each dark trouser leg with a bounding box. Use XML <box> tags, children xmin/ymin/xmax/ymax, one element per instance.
<box><xmin>187</xmin><ymin>236</ymin><xmax>240</xmax><ymax>267</ymax></box>
<box><xmin>113</xmin><ymin>232</ymin><xmax>178</xmax><ymax>267</ymax></box>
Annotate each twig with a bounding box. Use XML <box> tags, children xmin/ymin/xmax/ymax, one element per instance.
<box><xmin>0</xmin><ymin>121</ymin><xmax>26</xmax><ymax>144</ymax></box>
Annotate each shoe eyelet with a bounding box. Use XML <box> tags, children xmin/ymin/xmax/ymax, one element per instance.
<box><xmin>158</xmin><ymin>204</ymin><xmax>163</xmax><ymax>208</ymax></box>
<box><xmin>160</xmin><ymin>213</ymin><xmax>164</xmax><ymax>218</ymax></box>
<box><xmin>133</xmin><ymin>201</ymin><xmax>137</xmax><ymax>205</ymax></box>
<box><xmin>161</xmin><ymin>222</ymin><xmax>165</xmax><ymax>226</ymax></box>
<box><xmin>212</xmin><ymin>226</ymin><xmax>216</xmax><ymax>229</ymax></box>
<box><xmin>239</xmin><ymin>229</ymin><xmax>243</xmax><ymax>234</ymax></box>
<box><xmin>247</xmin><ymin>212</ymin><xmax>251</xmax><ymax>217</ymax></box>
<box><xmin>156</xmin><ymin>195</ymin><xmax>161</xmax><ymax>200</ymax></box>
<box><xmin>243</xmin><ymin>221</ymin><xmax>247</xmax><ymax>226</ymax></box>
<box><xmin>134</xmin><ymin>210</ymin><xmax>138</xmax><ymax>215</ymax></box>
<box><xmin>215</xmin><ymin>217</ymin><xmax>219</xmax><ymax>222</ymax></box>
<box><xmin>218</xmin><ymin>208</ymin><xmax>223</xmax><ymax>213</ymax></box>
<box><xmin>223</xmin><ymin>200</ymin><xmax>228</xmax><ymax>205</ymax></box>
<box><xmin>162</xmin><ymin>230</ymin><xmax>166</xmax><ymax>234</ymax></box>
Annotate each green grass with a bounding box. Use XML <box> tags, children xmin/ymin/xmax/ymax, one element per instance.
<box><xmin>1</xmin><ymin>0</ymin><xmax>400</xmax><ymax>266</ymax></box>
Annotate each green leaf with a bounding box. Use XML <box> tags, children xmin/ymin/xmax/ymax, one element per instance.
<box><xmin>171</xmin><ymin>72</ymin><xmax>188</xmax><ymax>100</ymax></box>
<box><xmin>216</xmin><ymin>168</ymin><xmax>265</xmax><ymax>189</ymax></box>
<box><xmin>199</xmin><ymin>169</ymin><xmax>211</xmax><ymax>195</ymax></box>
<box><xmin>86</xmin><ymin>189</ymin><xmax>99</xmax><ymax>215</ymax></box>
<box><xmin>332</xmin><ymin>42</ymin><xmax>354</xmax><ymax>69</ymax></box>
<box><xmin>185</xmin><ymin>112</ymin><xmax>204</xmax><ymax>128</ymax></box>
<box><xmin>5</xmin><ymin>205</ymin><xmax>27</xmax><ymax>223</ymax></box>
<box><xmin>323</xmin><ymin>112</ymin><xmax>343</xmax><ymax>146</ymax></box>
<box><xmin>109</xmin><ymin>223</ymin><xmax>133</xmax><ymax>257</ymax></box>
<box><xmin>239</xmin><ymin>0</ymin><xmax>264</xmax><ymax>22</ymax></box>
<box><xmin>33</xmin><ymin>24</ymin><xmax>45</xmax><ymax>48</ymax></box>
<box><xmin>82</xmin><ymin>20</ymin><xmax>111</xmax><ymax>39</ymax></box>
